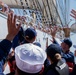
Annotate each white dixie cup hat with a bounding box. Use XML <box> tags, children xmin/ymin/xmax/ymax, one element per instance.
<box><xmin>15</xmin><ymin>43</ymin><xmax>47</xmax><ymax>73</ymax></box>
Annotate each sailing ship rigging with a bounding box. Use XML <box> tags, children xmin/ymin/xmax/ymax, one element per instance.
<box><xmin>0</xmin><ymin>0</ymin><xmax>76</xmax><ymax>41</ymax></box>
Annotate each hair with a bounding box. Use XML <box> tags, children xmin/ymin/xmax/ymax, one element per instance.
<box><xmin>25</xmin><ymin>36</ymin><xmax>33</xmax><ymax>40</ymax></box>
<box><xmin>50</xmin><ymin>53</ymin><xmax>61</xmax><ymax>62</ymax></box>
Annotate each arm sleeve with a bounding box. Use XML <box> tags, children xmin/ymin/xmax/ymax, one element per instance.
<box><xmin>0</xmin><ymin>39</ymin><xmax>12</xmax><ymax>61</ymax></box>
<box><xmin>46</xmin><ymin>70</ymin><xmax>57</xmax><ymax>75</ymax></box>
<box><xmin>62</xmin><ymin>52</ymin><xmax>75</xmax><ymax>63</ymax></box>
<box><xmin>53</xmin><ymin>38</ymin><xmax>60</xmax><ymax>45</ymax></box>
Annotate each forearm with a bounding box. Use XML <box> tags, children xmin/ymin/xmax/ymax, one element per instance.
<box><xmin>52</xmin><ymin>37</ymin><xmax>60</xmax><ymax>45</ymax></box>
<box><xmin>0</xmin><ymin>39</ymin><xmax>12</xmax><ymax>61</ymax></box>
<box><xmin>62</xmin><ymin>52</ymin><xmax>74</xmax><ymax>63</ymax></box>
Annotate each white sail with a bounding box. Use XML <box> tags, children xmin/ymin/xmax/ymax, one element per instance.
<box><xmin>70</xmin><ymin>23</ymin><xmax>76</xmax><ymax>33</ymax></box>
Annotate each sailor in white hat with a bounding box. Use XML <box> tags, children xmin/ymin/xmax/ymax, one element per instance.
<box><xmin>14</xmin><ymin>43</ymin><xmax>47</xmax><ymax>75</ymax></box>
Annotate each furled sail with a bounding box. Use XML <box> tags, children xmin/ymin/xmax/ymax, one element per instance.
<box><xmin>70</xmin><ymin>23</ymin><xmax>76</xmax><ymax>33</ymax></box>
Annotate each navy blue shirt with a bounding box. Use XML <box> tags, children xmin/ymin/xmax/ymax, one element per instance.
<box><xmin>0</xmin><ymin>39</ymin><xmax>12</xmax><ymax>75</ymax></box>
<box><xmin>53</xmin><ymin>39</ymin><xmax>75</xmax><ymax>64</ymax></box>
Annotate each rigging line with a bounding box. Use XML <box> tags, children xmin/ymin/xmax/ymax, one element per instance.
<box><xmin>37</xmin><ymin>0</ymin><xmax>43</xmax><ymax>13</ymax></box>
<box><xmin>57</xmin><ymin>0</ymin><xmax>67</xmax><ymax>26</ymax></box>
<box><xmin>66</xmin><ymin>0</ymin><xmax>70</xmax><ymax>25</ymax></box>
<box><xmin>57</xmin><ymin>0</ymin><xmax>65</xmax><ymax>25</ymax></box>
<box><xmin>42</xmin><ymin>0</ymin><xmax>49</xmax><ymax>25</ymax></box>
<box><xmin>49</xmin><ymin>0</ymin><xmax>55</xmax><ymax>25</ymax></box>
<box><xmin>32</xmin><ymin>0</ymin><xmax>37</xmax><ymax>10</ymax></box>
<box><xmin>64</xmin><ymin>0</ymin><xmax>66</xmax><ymax>25</ymax></box>
<box><xmin>35</xmin><ymin>0</ymin><xmax>47</xmax><ymax>25</ymax></box>
<box><xmin>35</xmin><ymin>0</ymin><xmax>40</xmax><ymax>11</ymax></box>
<box><xmin>56</xmin><ymin>0</ymin><xmax>63</xmax><ymax>15</ymax></box>
<box><xmin>50</xmin><ymin>0</ymin><xmax>63</xmax><ymax>25</ymax></box>
<box><xmin>58</xmin><ymin>0</ymin><xmax>65</xmax><ymax>17</ymax></box>
<box><xmin>56</xmin><ymin>0</ymin><xmax>62</xmax><ymax>16</ymax></box>
<box><xmin>52</xmin><ymin>0</ymin><xmax>63</xmax><ymax>27</ymax></box>
<box><xmin>50</xmin><ymin>0</ymin><xmax>58</xmax><ymax>25</ymax></box>
<box><xmin>64</xmin><ymin>0</ymin><xmax>70</xmax><ymax>26</ymax></box>
<box><xmin>57</xmin><ymin>0</ymin><xmax>65</xmax><ymax>22</ymax></box>
<box><xmin>35</xmin><ymin>0</ymin><xmax>42</xmax><ymax>12</ymax></box>
<box><xmin>36</xmin><ymin>0</ymin><xmax>44</xmax><ymax>25</ymax></box>
<box><xmin>34</xmin><ymin>0</ymin><xmax>38</xmax><ymax>9</ymax></box>
<box><xmin>46</xmin><ymin>0</ymin><xmax>50</xmax><ymax>21</ymax></box>
<box><xmin>46</xmin><ymin>0</ymin><xmax>54</xmax><ymax>25</ymax></box>
<box><xmin>65</xmin><ymin>0</ymin><xmax>67</xmax><ymax>25</ymax></box>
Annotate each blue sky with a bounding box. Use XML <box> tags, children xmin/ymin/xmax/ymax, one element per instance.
<box><xmin>70</xmin><ymin>0</ymin><xmax>76</xmax><ymax>10</ymax></box>
<box><xmin>69</xmin><ymin>0</ymin><xmax>76</xmax><ymax>26</ymax></box>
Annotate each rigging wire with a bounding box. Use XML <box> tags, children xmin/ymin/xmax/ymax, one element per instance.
<box><xmin>46</xmin><ymin>0</ymin><xmax>53</xmax><ymax>25</ymax></box>
<box><xmin>34</xmin><ymin>0</ymin><xmax>45</xmax><ymax>25</ymax></box>
<box><xmin>55</xmin><ymin>0</ymin><xmax>64</xmax><ymax>27</ymax></box>
<box><xmin>64</xmin><ymin>0</ymin><xmax>70</xmax><ymax>26</ymax></box>
<box><xmin>66</xmin><ymin>0</ymin><xmax>70</xmax><ymax>26</ymax></box>
<box><xmin>56</xmin><ymin>0</ymin><xmax>65</xmax><ymax>24</ymax></box>
<box><xmin>56</xmin><ymin>0</ymin><xmax>70</xmax><ymax>26</ymax></box>
<box><xmin>58</xmin><ymin>0</ymin><xmax>65</xmax><ymax>17</ymax></box>
<box><xmin>42</xmin><ymin>0</ymin><xmax>49</xmax><ymax>25</ymax></box>
<box><xmin>50</xmin><ymin>0</ymin><xmax>63</xmax><ymax>26</ymax></box>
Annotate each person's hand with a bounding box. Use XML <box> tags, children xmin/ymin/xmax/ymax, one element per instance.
<box><xmin>70</xmin><ymin>9</ymin><xmax>76</xmax><ymax>19</ymax></box>
<box><xmin>6</xmin><ymin>13</ymin><xmax>21</xmax><ymax>41</ymax></box>
<box><xmin>63</xmin><ymin>27</ymin><xmax>70</xmax><ymax>37</ymax></box>
<box><xmin>0</xmin><ymin>1</ymin><xmax>4</xmax><ymax>6</ymax></box>
<box><xmin>50</xmin><ymin>26</ymin><xmax>58</xmax><ymax>38</ymax></box>
<box><xmin>50</xmin><ymin>37</ymin><xmax>55</xmax><ymax>43</ymax></box>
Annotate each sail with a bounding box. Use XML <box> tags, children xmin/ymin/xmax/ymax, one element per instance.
<box><xmin>70</xmin><ymin>23</ymin><xmax>76</xmax><ymax>33</ymax></box>
<box><xmin>0</xmin><ymin>0</ymin><xmax>63</xmax><ymax>26</ymax></box>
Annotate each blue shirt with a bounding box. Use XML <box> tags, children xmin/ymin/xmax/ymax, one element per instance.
<box><xmin>0</xmin><ymin>39</ymin><xmax>12</xmax><ymax>75</ymax></box>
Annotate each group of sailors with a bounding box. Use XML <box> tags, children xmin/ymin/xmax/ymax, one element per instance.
<box><xmin>0</xmin><ymin>1</ymin><xmax>76</xmax><ymax>75</ymax></box>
